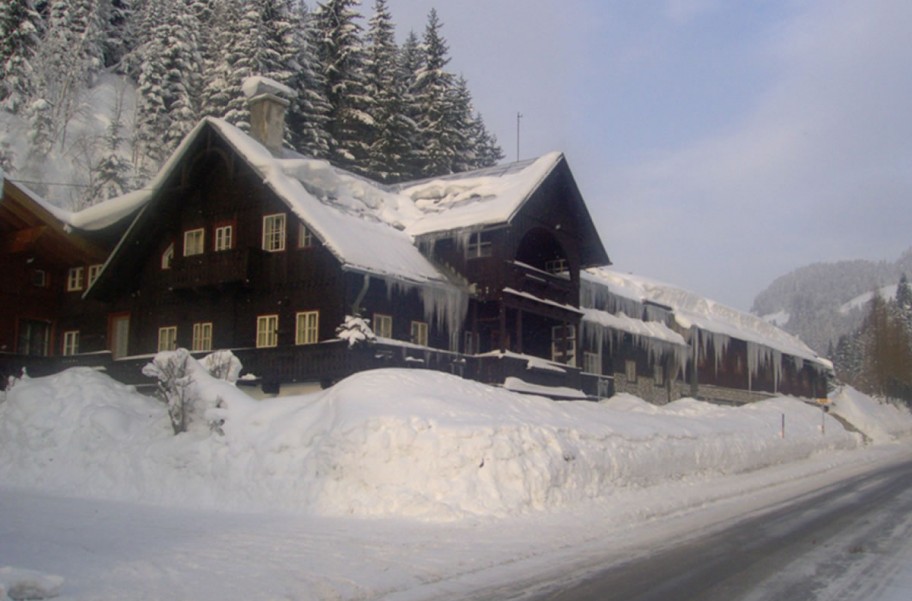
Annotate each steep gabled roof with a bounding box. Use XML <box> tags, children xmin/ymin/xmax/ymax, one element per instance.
<box><xmin>87</xmin><ymin>118</ymin><xmax>461</xmax><ymax>299</ymax></box>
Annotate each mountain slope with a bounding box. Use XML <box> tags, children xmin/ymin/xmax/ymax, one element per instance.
<box><xmin>751</xmin><ymin>249</ymin><xmax>912</xmax><ymax>354</ymax></box>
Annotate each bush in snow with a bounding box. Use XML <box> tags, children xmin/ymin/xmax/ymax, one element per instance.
<box><xmin>143</xmin><ymin>349</ymin><xmax>245</xmax><ymax>435</ymax></box>
<box><xmin>199</xmin><ymin>349</ymin><xmax>242</xmax><ymax>384</ymax></box>
<box><xmin>143</xmin><ymin>349</ymin><xmax>194</xmax><ymax>434</ymax></box>
<box><xmin>335</xmin><ymin>315</ymin><xmax>377</xmax><ymax>348</ymax></box>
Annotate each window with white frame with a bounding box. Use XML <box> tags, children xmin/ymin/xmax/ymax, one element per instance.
<box><xmin>262</xmin><ymin>213</ymin><xmax>286</xmax><ymax>252</ymax></box>
<box><xmin>373</xmin><ymin>314</ymin><xmax>392</xmax><ymax>339</ymax></box>
<box><xmin>298</xmin><ymin>223</ymin><xmax>314</xmax><ymax>248</ymax></box>
<box><xmin>192</xmin><ymin>322</ymin><xmax>213</xmax><ymax>352</ymax></box>
<box><xmin>295</xmin><ymin>310</ymin><xmax>319</xmax><ymax>345</ymax></box>
<box><xmin>62</xmin><ymin>330</ymin><xmax>79</xmax><ymax>356</ymax></box>
<box><xmin>583</xmin><ymin>350</ymin><xmax>601</xmax><ymax>375</ymax></box>
<box><xmin>625</xmin><ymin>360</ymin><xmax>637</xmax><ymax>383</ymax></box>
<box><xmin>256</xmin><ymin>314</ymin><xmax>279</xmax><ymax>348</ymax></box>
<box><xmin>87</xmin><ymin>264</ymin><xmax>103</xmax><ymax>287</ymax></box>
<box><xmin>183</xmin><ymin>228</ymin><xmax>205</xmax><ymax>256</ymax></box>
<box><xmin>32</xmin><ymin>269</ymin><xmax>47</xmax><ymax>287</ymax></box>
<box><xmin>551</xmin><ymin>324</ymin><xmax>577</xmax><ymax>366</ymax></box>
<box><xmin>158</xmin><ymin>326</ymin><xmax>177</xmax><ymax>352</ymax></box>
<box><xmin>214</xmin><ymin>225</ymin><xmax>233</xmax><ymax>251</ymax></box>
<box><xmin>162</xmin><ymin>243</ymin><xmax>175</xmax><ymax>269</ymax></box>
<box><xmin>66</xmin><ymin>266</ymin><xmax>84</xmax><ymax>291</ymax></box>
<box><xmin>410</xmin><ymin>321</ymin><xmax>428</xmax><ymax>346</ymax></box>
<box><xmin>465</xmin><ymin>231</ymin><xmax>492</xmax><ymax>258</ymax></box>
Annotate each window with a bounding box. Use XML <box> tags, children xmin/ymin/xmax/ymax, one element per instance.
<box><xmin>32</xmin><ymin>269</ymin><xmax>47</xmax><ymax>287</ymax></box>
<box><xmin>464</xmin><ymin>331</ymin><xmax>479</xmax><ymax>355</ymax></box>
<box><xmin>67</xmin><ymin>267</ymin><xmax>84</xmax><ymax>291</ymax></box>
<box><xmin>256</xmin><ymin>314</ymin><xmax>279</xmax><ymax>348</ymax></box>
<box><xmin>545</xmin><ymin>258</ymin><xmax>568</xmax><ymax>275</ymax></box>
<box><xmin>262</xmin><ymin>213</ymin><xmax>286</xmax><ymax>252</ymax></box>
<box><xmin>654</xmin><ymin>365</ymin><xmax>665</xmax><ymax>386</ymax></box>
<box><xmin>466</xmin><ymin>231</ymin><xmax>492</xmax><ymax>258</ymax></box>
<box><xmin>158</xmin><ymin>326</ymin><xmax>177</xmax><ymax>352</ymax></box>
<box><xmin>214</xmin><ymin>225</ymin><xmax>233</xmax><ymax>251</ymax></box>
<box><xmin>161</xmin><ymin>243</ymin><xmax>175</xmax><ymax>269</ymax></box>
<box><xmin>373</xmin><ymin>314</ymin><xmax>392</xmax><ymax>339</ymax></box>
<box><xmin>625</xmin><ymin>360</ymin><xmax>637</xmax><ymax>383</ymax></box>
<box><xmin>298</xmin><ymin>223</ymin><xmax>314</xmax><ymax>248</ymax></box>
<box><xmin>551</xmin><ymin>324</ymin><xmax>577</xmax><ymax>366</ymax></box>
<box><xmin>192</xmin><ymin>322</ymin><xmax>212</xmax><ymax>352</ymax></box>
<box><xmin>87</xmin><ymin>264</ymin><xmax>103</xmax><ymax>287</ymax></box>
<box><xmin>183</xmin><ymin>228</ymin><xmax>205</xmax><ymax>256</ymax></box>
<box><xmin>584</xmin><ymin>351</ymin><xmax>601</xmax><ymax>375</ymax></box>
<box><xmin>62</xmin><ymin>330</ymin><xmax>80</xmax><ymax>356</ymax></box>
<box><xmin>410</xmin><ymin>321</ymin><xmax>428</xmax><ymax>346</ymax></box>
<box><xmin>295</xmin><ymin>311</ymin><xmax>320</xmax><ymax>345</ymax></box>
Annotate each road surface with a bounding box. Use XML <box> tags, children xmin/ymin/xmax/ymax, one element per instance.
<box><xmin>520</xmin><ymin>458</ymin><xmax>912</xmax><ymax>601</ymax></box>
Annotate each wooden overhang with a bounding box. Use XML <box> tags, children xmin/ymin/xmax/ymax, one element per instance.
<box><xmin>0</xmin><ymin>179</ymin><xmax>107</xmax><ymax>267</ymax></box>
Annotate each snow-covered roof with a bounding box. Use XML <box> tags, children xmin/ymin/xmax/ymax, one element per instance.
<box><xmin>583</xmin><ymin>267</ymin><xmax>831</xmax><ymax>367</ymax></box>
<box><xmin>581</xmin><ymin>308</ymin><xmax>687</xmax><ymax>348</ymax></box>
<box><xmin>397</xmin><ymin>152</ymin><xmax>564</xmax><ymax>236</ymax></box>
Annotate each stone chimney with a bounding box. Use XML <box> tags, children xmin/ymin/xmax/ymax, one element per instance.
<box><xmin>242</xmin><ymin>76</ymin><xmax>294</xmax><ymax>154</ymax></box>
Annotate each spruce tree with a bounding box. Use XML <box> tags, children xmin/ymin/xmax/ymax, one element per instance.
<box><xmin>412</xmin><ymin>9</ymin><xmax>456</xmax><ymax>177</ymax></box>
<box><xmin>0</xmin><ymin>0</ymin><xmax>43</xmax><ymax>114</ymax></box>
<box><xmin>313</xmin><ymin>0</ymin><xmax>374</xmax><ymax>172</ymax></box>
<box><xmin>286</xmin><ymin>2</ymin><xmax>332</xmax><ymax>158</ymax></box>
<box><xmin>364</xmin><ymin>0</ymin><xmax>414</xmax><ymax>182</ymax></box>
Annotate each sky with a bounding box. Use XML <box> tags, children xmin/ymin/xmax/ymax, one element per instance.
<box><xmin>382</xmin><ymin>0</ymin><xmax>912</xmax><ymax>311</ymax></box>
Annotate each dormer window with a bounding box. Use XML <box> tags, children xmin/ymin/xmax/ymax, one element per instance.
<box><xmin>162</xmin><ymin>243</ymin><xmax>175</xmax><ymax>269</ymax></box>
<box><xmin>183</xmin><ymin>228</ymin><xmax>205</xmax><ymax>256</ymax></box>
<box><xmin>466</xmin><ymin>232</ymin><xmax>492</xmax><ymax>259</ymax></box>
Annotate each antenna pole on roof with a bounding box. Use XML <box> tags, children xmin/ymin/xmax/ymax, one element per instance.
<box><xmin>516</xmin><ymin>112</ymin><xmax>523</xmax><ymax>162</ymax></box>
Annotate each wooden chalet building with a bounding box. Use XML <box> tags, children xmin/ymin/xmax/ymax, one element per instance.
<box><xmin>0</xmin><ymin>77</ymin><xmax>832</xmax><ymax>403</ymax></box>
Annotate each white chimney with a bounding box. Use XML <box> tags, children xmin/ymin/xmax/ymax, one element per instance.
<box><xmin>242</xmin><ymin>76</ymin><xmax>294</xmax><ymax>154</ymax></box>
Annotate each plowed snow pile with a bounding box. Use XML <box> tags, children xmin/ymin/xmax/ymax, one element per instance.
<box><xmin>1</xmin><ymin>365</ymin><xmax>900</xmax><ymax>521</ymax></box>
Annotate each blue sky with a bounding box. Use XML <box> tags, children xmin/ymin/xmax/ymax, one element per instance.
<box><xmin>384</xmin><ymin>0</ymin><xmax>912</xmax><ymax>310</ymax></box>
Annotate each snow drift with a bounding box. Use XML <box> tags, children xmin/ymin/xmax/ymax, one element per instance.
<box><xmin>0</xmin><ymin>365</ymin><xmax>887</xmax><ymax>521</ymax></box>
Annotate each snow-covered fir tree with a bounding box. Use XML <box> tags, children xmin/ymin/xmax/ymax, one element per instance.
<box><xmin>364</xmin><ymin>0</ymin><xmax>415</xmax><ymax>182</ymax></box>
<box><xmin>285</xmin><ymin>2</ymin><xmax>332</xmax><ymax>157</ymax></box>
<box><xmin>0</xmin><ymin>0</ymin><xmax>43</xmax><ymax>114</ymax></box>
<box><xmin>411</xmin><ymin>9</ymin><xmax>455</xmax><ymax>178</ymax></box>
<box><xmin>313</xmin><ymin>0</ymin><xmax>375</xmax><ymax>172</ymax></box>
<box><xmin>1</xmin><ymin>0</ymin><xmax>503</xmax><ymax>207</ymax></box>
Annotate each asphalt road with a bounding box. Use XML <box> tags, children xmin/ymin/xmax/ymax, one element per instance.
<box><xmin>521</xmin><ymin>457</ymin><xmax>912</xmax><ymax>601</ymax></box>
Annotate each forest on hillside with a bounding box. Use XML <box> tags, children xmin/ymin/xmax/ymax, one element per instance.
<box><xmin>0</xmin><ymin>0</ymin><xmax>503</xmax><ymax>208</ymax></box>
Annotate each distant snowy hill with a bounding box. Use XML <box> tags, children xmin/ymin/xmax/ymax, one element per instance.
<box><xmin>751</xmin><ymin>249</ymin><xmax>912</xmax><ymax>354</ymax></box>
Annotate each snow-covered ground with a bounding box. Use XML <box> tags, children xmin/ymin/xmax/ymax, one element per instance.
<box><xmin>1</xmin><ymin>364</ymin><xmax>911</xmax><ymax>600</ymax></box>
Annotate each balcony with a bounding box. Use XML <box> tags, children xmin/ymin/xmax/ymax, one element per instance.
<box><xmin>506</xmin><ymin>260</ymin><xmax>576</xmax><ymax>306</ymax></box>
<box><xmin>167</xmin><ymin>248</ymin><xmax>270</xmax><ymax>290</ymax></box>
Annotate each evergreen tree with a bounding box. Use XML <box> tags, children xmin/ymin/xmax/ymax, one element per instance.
<box><xmin>364</xmin><ymin>0</ymin><xmax>414</xmax><ymax>182</ymax></box>
<box><xmin>0</xmin><ymin>0</ymin><xmax>43</xmax><ymax>114</ymax></box>
<box><xmin>103</xmin><ymin>0</ymin><xmax>135</xmax><ymax>70</ymax></box>
<box><xmin>286</xmin><ymin>2</ymin><xmax>332</xmax><ymax>157</ymax></box>
<box><xmin>411</xmin><ymin>9</ymin><xmax>455</xmax><ymax>177</ymax></box>
<box><xmin>313</xmin><ymin>0</ymin><xmax>374</xmax><ymax>171</ymax></box>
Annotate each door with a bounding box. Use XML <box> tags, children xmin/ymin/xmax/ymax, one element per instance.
<box><xmin>109</xmin><ymin>313</ymin><xmax>130</xmax><ymax>359</ymax></box>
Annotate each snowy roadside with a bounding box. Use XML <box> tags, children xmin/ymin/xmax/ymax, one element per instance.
<box><xmin>1</xmin><ymin>366</ymin><xmax>911</xmax><ymax>600</ymax></box>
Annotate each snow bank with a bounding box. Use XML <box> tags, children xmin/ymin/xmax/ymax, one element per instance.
<box><xmin>0</xmin><ymin>368</ymin><xmax>867</xmax><ymax>521</ymax></box>
<box><xmin>829</xmin><ymin>385</ymin><xmax>912</xmax><ymax>443</ymax></box>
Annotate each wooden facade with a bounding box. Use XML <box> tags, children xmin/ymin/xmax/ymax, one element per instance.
<box><xmin>1</xmin><ymin>106</ymin><xmax>831</xmax><ymax>404</ymax></box>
